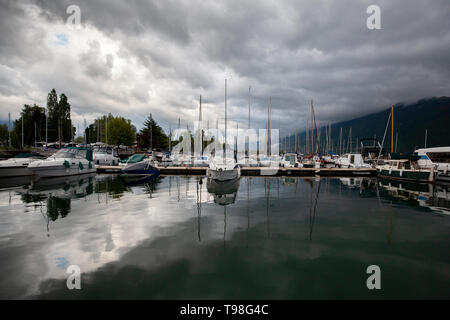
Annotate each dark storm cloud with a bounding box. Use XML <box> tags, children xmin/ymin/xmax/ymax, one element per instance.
<box><xmin>1</xmin><ymin>0</ymin><xmax>449</xmax><ymax>135</ymax></box>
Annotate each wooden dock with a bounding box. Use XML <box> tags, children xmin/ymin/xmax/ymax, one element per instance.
<box><xmin>96</xmin><ymin>165</ymin><xmax>376</xmax><ymax>177</ymax></box>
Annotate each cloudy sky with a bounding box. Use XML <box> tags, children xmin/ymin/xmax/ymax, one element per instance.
<box><xmin>0</xmin><ymin>0</ymin><xmax>449</xmax><ymax>136</ymax></box>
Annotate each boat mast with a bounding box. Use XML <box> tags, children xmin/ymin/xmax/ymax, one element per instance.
<box><xmin>267</xmin><ymin>97</ymin><xmax>272</xmax><ymax>156</ymax></box>
<box><xmin>248</xmin><ymin>86</ymin><xmax>251</xmax><ymax>130</ymax></box>
<box><xmin>391</xmin><ymin>105</ymin><xmax>394</xmax><ymax>153</ymax></box>
<box><xmin>311</xmin><ymin>99</ymin><xmax>320</xmax><ymax>156</ymax></box>
<box><xmin>424</xmin><ymin>129</ymin><xmax>428</xmax><ymax>148</ymax></box>
<box><xmin>150</xmin><ymin>113</ymin><xmax>152</xmax><ymax>151</ymax></box>
<box><xmin>21</xmin><ymin>113</ymin><xmax>24</xmax><ymax>149</ymax></box>
<box><xmin>224</xmin><ymin>79</ymin><xmax>227</xmax><ymax>156</ymax></box>
<box><xmin>8</xmin><ymin>112</ymin><xmax>11</xmax><ymax>148</ymax></box>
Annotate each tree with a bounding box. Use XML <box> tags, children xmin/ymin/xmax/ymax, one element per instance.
<box><xmin>0</xmin><ymin>124</ymin><xmax>9</xmax><ymax>146</ymax></box>
<box><xmin>137</xmin><ymin>114</ymin><xmax>168</xmax><ymax>150</ymax></box>
<box><xmin>11</xmin><ymin>104</ymin><xmax>46</xmax><ymax>147</ymax></box>
<box><xmin>107</xmin><ymin>117</ymin><xmax>136</xmax><ymax>147</ymax></box>
<box><xmin>47</xmin><ymin>89</ymin><xmax>75</xmax><ymax>143</ymax></box>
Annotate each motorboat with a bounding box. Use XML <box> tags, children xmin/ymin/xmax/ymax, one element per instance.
<box><xmin>120</xmin><ymin>158</ymin><xmax>159</xmax><ymax>178</ymax></box>
<box><xmin>335</xmin><ymin>153</ymin><xmax>371</xmax><ymax>169</ymax></box>
<box><xmin>280</xmin><ymin>153</ymin><xmax>302</xmax><ymax>168</ymax></box>
<box><xmin>0</xmin><ymin>152</ymin><xmax>46</xmax><ymax>177</ymax></box>
<box><xmin>414</xmin><ymin>147</ymin><xmax>450</xmax><ymax>183</ymax></box>
<box><xmin>376</xmin><ymin>154</ymin><xmax>434</xmax><ymax>183</ymax></box>
<box><xmin>119</xmin><ymin>154</ymin><xmax>147</xmax><ymax>167</ymax></box>
<box><xmin>207</xmin><ymin>156</ymin><xmax>241</xmax><ymax>181</ymax></box>
<box><xmin>93</xmin><ymin>146</ymin><xmax>120</xmax><ymax>166</ymax></box>
<box><xmin>27</xmin><ymin>147</ymin><xmax>96</xmax><ymax>178</ymax></box>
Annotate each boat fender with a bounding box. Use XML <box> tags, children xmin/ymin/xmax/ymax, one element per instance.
<box><xmin>89</xmin><ymin>162</ymin><xmax>93</xmax><ymax>169</ymax></box>
<box><xmin>64</xmin><ymin>160</ymin><xmax>70</xmax><ymax>168</ymax></box>
<box><xmin>399</xmin><ymin>170</ymin><xmax>403</xmax><ymax>177</ymax></box>
<box><xmin>79</xmin><ymin>162</ymin><xmax>84</xmax><ymax>170</ymax></box>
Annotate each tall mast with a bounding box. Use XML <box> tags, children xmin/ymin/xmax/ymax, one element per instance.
<box><xmin>267</xmin><ymin>97</ymin><xmax>272</xmax><ymax>156</ymax></box>
<box><xmin>391</xmin><ymin>106</ymin><xmax>394</xmax><ymax>153</ymax></box>
<box><xmin>150</xmin><ymin>113</ymin><xmax>153</xmax><ymax>151</ymax></box>
<box><xmin>199</xmin><ymin>95</ymin><xmax>202</xmax><ymax>121</ymax></box>
<box><xmin>248</xmin><ymin>86</ymin><xmax>251</xmax><ymax>129</ymax></box>
<box><xmin>21</xmin><ymin>113</ymin><xmax>24</xmax><ymax>149</ymax></box>
<box><xmin>306</xmin><ymin>110</ymin><xmax>309</xmax><ymax>154</ymax></box>
<box><xmin>224</xmin><ymin>79</ymin><xmax>227</xmax><ymax>155</ymax></box>
<box><xmin>424</xmin><ymin>129</ymin><xmax>428</xmax><ymax>148</ymax></box>
<box><xmin>311</xmin><ymin>100</ymin><xmax>320</xmax><ymax>155</ymax></box>
<box><xmin>45</xmin><ymin>109</ymin><xmax>47</xmax><ymax>146</ymax></box>
<box><xmin>8</xmin><ymin>112</ymin><xmax>11</xmax><ymax>148</ymax></box>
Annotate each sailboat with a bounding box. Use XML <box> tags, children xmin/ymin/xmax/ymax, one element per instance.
<box><xmin>207</xmin><ymin>79</ymin><xmax>241</xmax><ymax>181</ymax></box>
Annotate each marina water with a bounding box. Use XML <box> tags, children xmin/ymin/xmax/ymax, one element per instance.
<box><xmin>0</xmin><ymin>175</ymin><xmax>449</xmax><ymax>299</ymax></box>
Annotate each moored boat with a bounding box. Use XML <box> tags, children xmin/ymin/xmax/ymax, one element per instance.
<box><xmin>207</xmin><ymin>156</ymin><xmax>241</xmax><ymax>181</ymax></box>
<box><xmin>27</xmin><ymin>147</ymin><xmax>96</xmax><ymax>178</ymax></box>
<box><xmin>414</xmin><ymin>147</ymin><xmax>450</xmax><ymax>183</ymax></box>
<box><xmin>120</xmin><ymin>158</ymin><xmax>159</xmax><ymax>177</ymax></box>
<box><xmin>376</xmin><ymin>154</ymin><xmax>434</xmax><ymax>183</ymax></box>
<box><xmin>0</xmin><ymin>152</ymin><xmax>46</xmax><ymax>177</ymax></box>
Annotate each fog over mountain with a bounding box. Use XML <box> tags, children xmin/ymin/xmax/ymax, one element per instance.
<box><xmin>1</xmin><ymin>0</ymin><xmax>449</xmax><ymax>137</ymax></box>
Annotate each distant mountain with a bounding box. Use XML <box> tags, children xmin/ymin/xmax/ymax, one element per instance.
<box><xmin>286</xmin><ymin>96</ymin><xmax>450</xmax><ymax>154</ymax></box>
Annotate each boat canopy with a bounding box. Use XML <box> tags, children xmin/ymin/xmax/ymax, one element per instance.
<box><xmin>121</xmin><ymin>154</ymin><xmax>146</xmax><ymax>164</ymax></box>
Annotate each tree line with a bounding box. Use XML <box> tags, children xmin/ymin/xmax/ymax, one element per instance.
<box><xmin>1</xmin><ymin>88</ymin><xmax>173</xmax><ymax>150</ymax></box>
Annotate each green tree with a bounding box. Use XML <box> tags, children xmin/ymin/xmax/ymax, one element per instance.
<box><xmin>108</xmin><ymin>117</ymin><xmax>136</xmax><ymax>147</ymax></box>
<box><xmin>137</xmin><ymin>114</ymin><xmax>168</xmax><ymax>150</ymax></box>
<box><xmin>11</xmin><ymin>104</ymin><xmax>46</xmax><ymax>147</ymax></box>
<box><xmin>47</xmin><ymin>89</ymin><xmax>75</xmax><ymax>143</ymax></box>
<box><xmin>0</xmin><ymin>124</ymin><xmax>8</xmax><ymax>146</ymax></box>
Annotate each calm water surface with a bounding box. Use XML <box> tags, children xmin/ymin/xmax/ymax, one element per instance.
<box><xmin>0</xmin><ymin>174</ymin><xmax>449</xmax><ymax>299</ymax></box>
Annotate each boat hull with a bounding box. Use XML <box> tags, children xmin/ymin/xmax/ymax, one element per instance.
<box><xmin>120</xmin><ymin>160</ymin><xmax>159</xmax><ymax>176</ymax></box>
<box><xmin>0</xmin><ymin>166</ymin><xmax>34</xmax><ymax>177</ymax></box>
<box><xmin>207</xmin><ymin>167</ymin><xmax>241</xmax><ymax>181</ymax></box>
<box><xmin>376</xmin><ymin>168</ymin><xmax>433</xmax><ymax>183</ymax></box>
<box><xmin>30</xmin><ymin>165</ymin><xmax>96</xmax><ymax>177</ymax></box>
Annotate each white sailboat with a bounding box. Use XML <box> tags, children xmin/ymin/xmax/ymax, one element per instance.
<box><xmin>206</xmin><ymin>79</ymin><xmax>240</xmax><ymax>181</ymax></box>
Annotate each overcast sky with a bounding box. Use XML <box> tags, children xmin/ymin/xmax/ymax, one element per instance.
<box><xmin>1</xmin><ymin>0</ymin><xmax>449</xmax><ymax>136</ymax></box>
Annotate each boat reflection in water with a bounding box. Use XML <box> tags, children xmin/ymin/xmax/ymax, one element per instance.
<box><xmin>29</xmin><ymin>172</ymin><xmax>96</xmax><ymax>198</ymax></box>
<box><xmin>0</xmin><ymin>175</ymin><xmax>33</xmax><ymax>190</ymax></box>
<box><xmin>206</xmin><ymin>177</ymin><xmax>241</xmax><ymax>244</ymax></box>
<box><xmin>206</xmin><ymin>177</ymin><xmax>240</xmax><ymax>205</ymax></box>
<box><xmin>337</xmin><ymin>177</ymin><xmax>450</xmax><ymax>214</ymax></box>
<box><xmin>377</xmin><ymin>178</ymin><xmax>450</xmax><ymax>214</ymax></box>
<box><xmin>18</xmin><ymin>173</ymin><xmax>96</xmax><ymax>236</ymax></box>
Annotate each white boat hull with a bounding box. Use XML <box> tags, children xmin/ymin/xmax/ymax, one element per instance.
<box><xmin>30</xmin><ymin>165</ymin><xmax>96</xmax><ymax>177</ymax></box>
<box><xmin>207</xmin><ymin>167</ymin><xmax>241</xmax><ymax>181</ymax></box>
<box><xmin>0</xmin><ymin>166</ymin><xmax>34</xmax><ymax>177</ymax></box>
